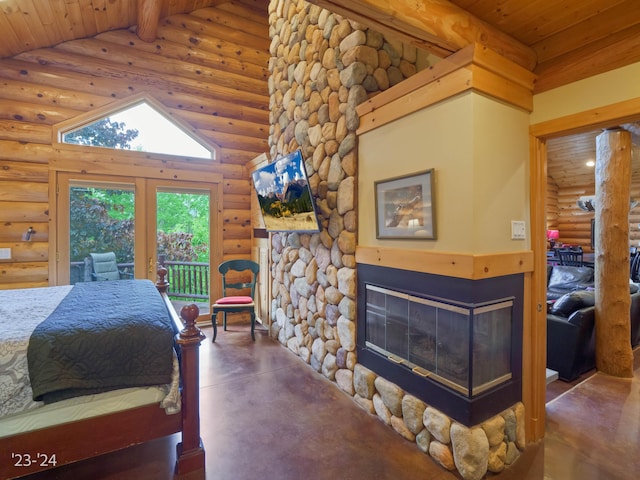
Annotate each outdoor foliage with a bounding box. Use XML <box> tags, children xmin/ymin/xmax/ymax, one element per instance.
<box><xmin>70</xmin><ymin>188</ymin><xmax>135</xmax><ymax>263</ymax></box>
<box><xmin>64</xmin><ymin>118</ymin><xmax>139</xmax><ymax>149</ymax></box>
<box><xmin>70</xmin><ymin>188</ymin><xmax>209</xmax><ymax>263</ymax></box>
<box><xmin>68</xmin><ymin>119</ymin><xmax>210</xmax><ymax>269</ymax></box>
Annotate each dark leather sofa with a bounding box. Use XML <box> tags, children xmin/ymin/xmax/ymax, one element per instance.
<box><xmin>546</xmin><ymin>265</ymin><xmax>594</xmax><ymax>300</ymax></box>
<box><xmin>546</xmin><ymin>265</ymin><xmax>640</xmax><ymax>381</ymax></box>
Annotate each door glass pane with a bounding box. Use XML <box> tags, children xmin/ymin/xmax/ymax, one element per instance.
<box><xmin>69</xmin><ymin>185</ymin><xmax>135</xmax><ymax>284</ymax></box>
<box><xmin>156</xmin><ymin>190</ymin><xmax>210</xmax><ymax>315</ymax></box>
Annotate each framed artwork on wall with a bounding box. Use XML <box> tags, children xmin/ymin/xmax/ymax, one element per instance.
<box><xmin>375</xmin><ymin>169</ymin><xmax>436</xmax><ymax>239</ymax></box>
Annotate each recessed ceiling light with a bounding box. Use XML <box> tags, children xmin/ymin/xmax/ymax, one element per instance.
<box><xmin>586</xmin><ymin>160</ymin><xmax>595</xmax><ymax>167</ymax></box>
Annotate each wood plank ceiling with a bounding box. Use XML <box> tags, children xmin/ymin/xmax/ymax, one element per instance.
<box><xmin>0</xmin><ymin>0</ymin><xmax>639</xmax><ymax>189</ymax></box>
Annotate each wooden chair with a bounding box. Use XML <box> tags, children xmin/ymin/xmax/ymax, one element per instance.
<box><xmin>86</xmin><ymin>252</ymin><xmax>134</xmax><ymax>281</ymax></box>
<box><xmin>211</xmin><ymin>259</ymin><xmax>260</xmax><ymax>342</ymax></box>
<box><xmin>631</xmin><ymin>250</ymin><xmax>640</xmax><ymax>282</ymax></box>
<box><xmin>557</xmin><ymin>247</ymin><xmax>584</xmax><ymax>267</ymax></box>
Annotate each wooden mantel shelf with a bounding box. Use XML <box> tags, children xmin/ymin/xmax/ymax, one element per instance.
<box><xmin>355</xmin><ymin>43</ymin><xmax>536</xmax><ymax>135</ymax></box>
<box><xmin>356</xmin><ymin>245</ymin><xmax>534</xmax><ymax>280</ymax></box>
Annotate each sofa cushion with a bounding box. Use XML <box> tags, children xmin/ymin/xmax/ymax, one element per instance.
<box><xmin>548</xmin><ymin>266</ymin><xmax>594</xmax><ymax>289</ymax></box>
<box><xmin>551</xmin><ymin>290</ymin><xmax>595</xmax><ymax>317</ymax></box>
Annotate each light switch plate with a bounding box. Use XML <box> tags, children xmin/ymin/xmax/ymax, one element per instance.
<box><xmin>511</xmin><ymin>221</ymin><xmax>526</xmax><ymax>240</ymax></box>
<box><xmin>0</xmin><ymin>248</ymin><xmax>11</xmax><ymax>260</ymax></box>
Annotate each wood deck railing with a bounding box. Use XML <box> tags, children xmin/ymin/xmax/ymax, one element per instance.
<box><xmin>162</xmin><ymin>260</ymin><xmax>210</xmax><ymax>301</ymax></box>
<box><xmin>71</xmin><ymin>259</ymin><xmax>210</xmax><ymax>301</ymax></box>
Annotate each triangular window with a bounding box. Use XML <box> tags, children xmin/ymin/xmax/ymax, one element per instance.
<box><xmin>58</xmin><ymin>95</ymin><xmax>217</xmax><ymax>160</ymax></box>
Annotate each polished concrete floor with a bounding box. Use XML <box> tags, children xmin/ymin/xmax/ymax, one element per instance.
<box><xmin>22</xmin><ymin>325</ymin><xmax>640</xmax><ymax>480</ymax></box>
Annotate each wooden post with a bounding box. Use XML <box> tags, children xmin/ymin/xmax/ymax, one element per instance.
<box><xmin>594</xmin><ymin>128</ymin><xmax>634</xmax><ymax>378</ymax></box>
<box><xmin>136</xmin><ymin>0</ymin><xmax>162</xmax><ymax>42</ymax></box>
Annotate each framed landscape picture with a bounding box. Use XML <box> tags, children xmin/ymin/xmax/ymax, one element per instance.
<box><xmin>375</xmin><ymin>169</ymin><xmax>436</xmax><ymax>239</ymax></box>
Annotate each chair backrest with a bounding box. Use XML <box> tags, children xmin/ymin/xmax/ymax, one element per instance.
<box><xmin>631</xmin><ymin>251</ymin><xmax>640</xmax><ymax>282</ymax></box>
<box><xmin>218</xmin><ymin>259</ymin><xmax>259</xmax><ymax>298</ymax></box>
<box><xmin>557</xmin><ymin>247</ymin><xmax>583</xmax><ymax>267</ymax></box>
<box><xmin>90</xmin><ymin>252</ymin><xmax>121</xmax><ymax>281</ymax></box>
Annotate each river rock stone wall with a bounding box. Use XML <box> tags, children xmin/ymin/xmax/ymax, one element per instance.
<box><xmin>266</xmin><ymin>1</ymin><xmax>524</xmax><ymax>479</ymax></box>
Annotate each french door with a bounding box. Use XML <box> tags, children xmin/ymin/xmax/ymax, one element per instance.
<box><xmin>55</xmin><ymin>173</ymin><xmax>221</xmax><ymax>322</ymax></box>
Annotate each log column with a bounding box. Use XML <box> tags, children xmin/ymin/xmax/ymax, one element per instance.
<box><xmin>594</xmin><ymin>128</ymin><xmax>634</xmax><ymax>378</ymax></box>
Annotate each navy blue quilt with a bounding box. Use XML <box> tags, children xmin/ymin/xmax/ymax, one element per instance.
<box><xmin>28</xmin><ymin>279</ymin><xmax>177</xmax><ymax>403</ymax></box>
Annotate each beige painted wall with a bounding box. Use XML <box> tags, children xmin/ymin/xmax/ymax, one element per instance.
<box><xmin>531</xmin><ymin>61</ymin><xmax>640</xmax><ymax>124</ymax></box>
<box><xmin>359</xmin><ymin>91</ymin><xmax>530</xmax><ymax>253</ymax></box>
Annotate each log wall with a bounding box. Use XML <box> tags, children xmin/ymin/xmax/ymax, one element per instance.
<box><xmin>548</xmin><ymin>176</ymin><xmax>640</xmax><ymax>252</ymax></box>
<box><xmin>0</xmin><ymin>0</ymin><xmax>270</xmax><ymax>289</ymax></box>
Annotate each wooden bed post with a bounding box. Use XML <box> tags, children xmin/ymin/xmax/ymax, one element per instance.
<box><xmin>157</xmin><ymin>268</ymin><xmax>206</xmax><ymax>474</ymax></box>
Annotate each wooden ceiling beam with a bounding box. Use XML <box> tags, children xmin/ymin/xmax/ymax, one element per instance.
<box><xmin>307</xmin><ymin>0</ymin><xmax>537</xmax><ymax>71</ymax></box>
<box><xmin>534</xmin><ymin>23</ymin><xmax>640</xmax><ymax>93</ymax></box>
<box><xmin>136</xmin><ymin>0</ymin><xmax>162</xmax><ymax>42</ymax></box>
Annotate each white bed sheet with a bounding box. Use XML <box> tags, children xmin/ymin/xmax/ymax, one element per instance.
<box><xmin>0</xmin><ymin>383</ymin><xmax>176</xmax><ymax>438</ymax></box>
<box><xmin>0</xmin><ymin>284</ymin><xmax>181</xmax><ymax>437</ymax></box>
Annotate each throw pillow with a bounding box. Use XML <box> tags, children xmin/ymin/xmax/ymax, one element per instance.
<box><xmin>551</xmin><ymin>290</ymin><xmax>595</xmax><ymax>317</ymax></box>
<box><xmin>548</xmin><ymin>266</ymin><xmax>594</xmax><ymax>288</ymax></box>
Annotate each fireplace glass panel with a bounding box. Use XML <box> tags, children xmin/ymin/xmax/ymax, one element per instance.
<box><xmin>386</xmin><ymin>293</ymin><xmax>409</xmax><ymax>359</ymax></box>
<box><xmin>364</xmin><ymin>284</ymin><xmax>513</xmax><ymax>396</ymax></box>
<box><xmin>435</xmin><ymin>308</ymin><xmax>469</xmax><ymax>388</ymax></box>
<box><xmin>365</xmin><ymin>287</ymin><xmax>387</xmax><ymax>348</ymax></box>
<box><xmin>472</xmin><ymin>303</ymin><xmax>512</xmax><ymax>390</ymax></box>
<box><xmin>408</xmin><ymin>300</ymin><xmax>437</xmax><ymax>371</ymax></box>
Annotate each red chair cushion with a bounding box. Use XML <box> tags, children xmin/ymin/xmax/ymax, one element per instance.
<box><xmin>214</xmin><ymin>296</ymin><xmax>253</xmax><ymax>305</ymax></box>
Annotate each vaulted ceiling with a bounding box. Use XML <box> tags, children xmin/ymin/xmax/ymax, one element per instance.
<box><xmin>1</xmin><ymin>0</ymin><xmax>639</xmax><ymax>94</ymax></box>
<box><xmin>1</xmin><ymin>0</ymin><xmax>639</xmax><ymax>188</ymax></box>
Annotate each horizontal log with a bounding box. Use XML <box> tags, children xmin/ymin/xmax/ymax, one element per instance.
<box><xmin>220</xmin><ymin>148</ymin><xmax>269</xmax><ymax>166</ymax></box>
<box><xmin>223</xmin><ymin>193</ymin><xmax>251</xmax><ymax>209</ymax></box>
<box><xmin>0</xmin><ymin>181</ymin><xmax>48</xmax><ymax>202</ymax></box>
<box><xmin>169</xmin><ymin>107</ymin><xmax>268</xmax><ymax>139</ymax></box>
<box><xmin>223</xmin><ymin>178</ymin><xmax>251</xmax><ymax>195</ymax></box>
<box><xmin>56</xmin><ymin>146</ymin><xmax>241</xmax><ymax>177</ymax></box>
<box><xmin>0</xmin><ymin>77</ymin><xmax>112</xmax><ymax>112</ymax></box>
<box><xmin>222</xmin><ymin>238</ymin><xmax>252</xmax><ymax>256</ymax></box>
<box><xmin>0</xmin><ymin>222</ymin><xmax>49</xmax><ymax>242</ymax></box>
<box><xmin>55</xmin><ymin>38</ymin><xmax>268</xmax><ymax>95</ymax></box>
<box><xmin>0</xmin><ymin>242</ymin><xmax>48</xmax><ymax>262</ymax></box>
<box><xmin>0</xmin><ymin>58</ymin><xmax>142</xmax><ymax>101</ymax></box>
<box><xmin>197</xmin><ymin>129</ymin><xmax>268</xmax><ymax>153</ymax></box>
<box><xmin>0</xmin><ymin>201</ymin><xmax>49</xmax><ymax>222</ymax></box>
<box><xmin>0</xmin><ymin>160</ymin><xmax>48</xmax><ymax>182</ymax></box>
<box><xmin>0</xmin><ymin>119</ymin><xmax>51</xmax><ymax>144</ymax></box>
<box><xmin>14</xmin><ymin>50</ymin><xmax>270</xmax><ymax>110</ymax></box>
<box><xmin>0</xmin><ymin>261</ymin><xmax>48</xmax><ymax>284</ymax></box>
<box><xmin>213</xmin><ymin>2</ymin><xmax>270</xmax><ymax>26</ymax></box>
<box><xmin>49</xmin><ymin>155</ymin><xmax>224</xmax><ymax>183</ymax></box>
<box><xmin>190</xmin><ymin>6</ymin><xmax>269</xmax><ymax>33</ymax></box>
<box><xmin>156</xmin><ymin>24</ymin><xmax>269</xmax><ymax>69</ymax></box>
<box><xmin>223</xmin><ymin>209</ymin><xmax>251</xmax><ymax>226</ymax></box>
<box><xmin>160</xmin><ymin>91</ymin><xmax>269</xmax><ymax>124</ymax></box>
<box><xmin>0</xmin><ymin>60</ymin><xmax>270</xmax><ymax>123</ymax></box>
<box><xmin>97</xmin><ymin>29</ymin><xmax>269</xmax><ymax>81</ymax></box>
<box><xmin>0</xmin><ymin>280</ymin><xmax>49</xmax><ymax>290</ymax></box>
<box><xmin>557</xmin><ymin>224</ymin><xmax>592</xmax><ymax>233</ymax></box>
<box><xmin>161</xmin><ymin>13</ymin><xmax>268</xmax><ymax>51</ymax></box>
<box><xmin>0</xmin><ymin>98</ymin><xmax>80</xmax><ymax>125</ymax></box>
<box><xmin>222</xmin><ymin>223</ymin><xmax>253</xmax><ymax>239</ymax></box>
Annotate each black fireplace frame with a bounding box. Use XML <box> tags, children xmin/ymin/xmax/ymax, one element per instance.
<box><xmin>356</xmin><ymin>263</ymin><xmax>523</xmax><ymax>426</ymax></box>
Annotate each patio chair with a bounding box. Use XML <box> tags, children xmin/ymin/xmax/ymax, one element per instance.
<box><xmin>211</xmin><ymin>259</ymin><xmax>259</xmax><ymax>342</ymax></box>
<box><xmin>87</xmin><ymin>252</ymin><xmax>134</xmax><ymax>281</ymax></box>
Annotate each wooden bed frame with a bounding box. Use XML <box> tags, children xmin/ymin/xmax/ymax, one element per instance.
<box><xmin>0</xmin><ymin>268</ymin><xmax>205</xmax><ymax>479</ymax></box>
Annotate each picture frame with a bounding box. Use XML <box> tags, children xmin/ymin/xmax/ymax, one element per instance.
<box><xmin>375</xmin><ymin>169</ymin><xmax>436</xmax><ymax>239</ymax></box>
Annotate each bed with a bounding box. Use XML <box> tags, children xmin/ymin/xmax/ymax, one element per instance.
<box><xmin>0</xmin><ymin>268</ymin><xmax>205</xmax><ymax>479</ymax></box>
